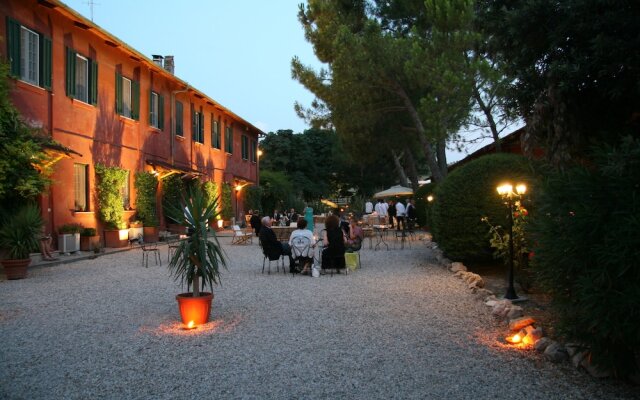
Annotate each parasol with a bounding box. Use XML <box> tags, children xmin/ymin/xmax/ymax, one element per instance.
<box><xmin>373</xmin><ymin>185</ymin><xmax>413</xmax><ymax>199</ymax></box>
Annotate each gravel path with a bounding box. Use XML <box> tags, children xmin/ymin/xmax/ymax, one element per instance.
<box><xmin>0</xmin><ymin>236</ymin><xmax>637</xmax><ymax>399</ymax></box>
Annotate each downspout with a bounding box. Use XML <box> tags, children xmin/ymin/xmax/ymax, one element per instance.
<box><xmin>170</xmin><ymin>84</ymin><xmax>190</xmax><ymax>165</ymax></box>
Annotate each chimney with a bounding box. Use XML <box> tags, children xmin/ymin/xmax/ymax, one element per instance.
<box><xmin>152</xmin><ymin>55</ymin><xmax>164</xmax><ymax>67</ymax></box>
<box><xmin>164</xmin><ymin>55</ymin><xmax>174</xmax><ymax>74</ymax></box>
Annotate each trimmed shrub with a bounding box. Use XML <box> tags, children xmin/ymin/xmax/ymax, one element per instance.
<box><xmin>431</xmin><ymin>153</ymin><xmax>535</xmax><ymax>261</ymax></box>
<box><xmin>530</xmin><ymin>136</ymin><xmax>640</xmax><ymax>377</ymax></box>
<box><xmin>95</xmin><ymin>164</ymin><xmax>128</xmax><ymax>230</ymax></box>
<box><xmin>415</xmin><ymin>182</ymin><xmax>437</xmax><ymax>229</ymax></box>
<box><xmin>134</xmin><ymin>171</ymin><xmax>158</xmax><ymax>227</ymax></box>
<box><xmin>244</xmin><ymin>184</ymin><xmax>263</xmax><ymax>213</ymax></box>
<box><xmin>220</xmin><ymin>182</ymin><xmax>233</xmax><ymax>220</ymax></box>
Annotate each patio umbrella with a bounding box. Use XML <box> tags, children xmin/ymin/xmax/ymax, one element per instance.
<box><xmin>320</xmin><ymin>199</ymin><xmax>338</xmax><ymax>208</ymax></box>
<box><xmin>373</xmin><ymin>185</ymin><xmax>413</xmax><ymax>199</ymax></box>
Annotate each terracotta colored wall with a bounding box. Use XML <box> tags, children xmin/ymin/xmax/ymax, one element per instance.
<box><xmin>1</xmin><ymin>0</ymin><xmax>260</xmax><ymax>245</ymax></box>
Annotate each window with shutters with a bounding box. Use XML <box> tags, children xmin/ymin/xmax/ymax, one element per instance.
<box><xmin>241</xmin><ymin>135</ymin><xmax>249</xmax><ymax>160</ymax></box>
<box><xmin>65</xmin><ymin>47</ymin><xmax>98</xmax><ymax>104</ymax></box>
<box><xmin>149</xmin><ymin>91</ymin><xmax>164</xmax><ymax>129</ymax></box>
<box><xmin>192</xmin><ymin>108</ymin><xmax>204</xmax><ymax>144</ymax></box>
<box><xmin>115</xmin><ymin>73</ymin><xmax>139</xmax><ymax>120</ymax></box>
<box><xmin>176</xmin><ymin>101</ymin><xmax>184</xmax><ymax>137</ymax></box>
<box><xmin>6</xmin><ymin>19</ymin><xmax>52</xmax><ymax>89</ymax></box>
<box><xmin>74</xmin><ymin>164</ymin><xmax>88</xmax><ymax>211</ymax></box>
<box><xmin>225</xmin><ymin>125</ymin><xmax>233</xmax><ymax>154</ymax></box>
<box><xmin>251</xmin><ymin>140</ymin><xmax>257</xmax><ymax>163</ymax></box>
<box><xmin>211</xmin><ymin>116</ymin><xmax>221</xmax><ymax>149</ymax></box>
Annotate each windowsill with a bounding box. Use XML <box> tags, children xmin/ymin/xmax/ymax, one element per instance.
<box><xmin>15</xmin><ymin>79</ymin><xmax>47</xmax><ymax>94</ymax></box>
<box><xmin>176</xmin><ymin>135</ymin><xmax>185</xmax><ymax>141</ymax></box>
<box><xmin>149</xmin><ymin>127</ymin><xmax>162</xmax><ymax>134</ymax></box>
<box><xmin>195</xmin><ymin>141</ymin><xmax>203</xmax><ymax>146</ymax></box>
<box><xmin>72</xmin><ymin>210</ymin><xmax>94</xmax><ymax>215</ymax></box>
<box><xmin>226</xmin><ymin>152</ymin><xmax>233</xmax><ymax>156</ymax></box>
<box><xmin>119</xmin><ymin>115</ymin><xmax>138</xmax><ymax>124</ymax></box>
<box><xmin>71</xmin><ymin>98</ymin><xmax>95</xmax><ymax>110</ymax></box>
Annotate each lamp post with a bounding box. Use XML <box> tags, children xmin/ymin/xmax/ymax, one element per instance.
<box><xmin>235</xmin><ymin>184</ymin><xmax>243</xmax><ymax>223</ymax></box>
<box><xmin>496</xmin><ymin>183</ymin><xmax>527</xmax><ymax>300</ymax></box>
<box><xmin>256</xmin><ymin>148</ymin><xmax>263</xmax><ymax>187</ymax></box>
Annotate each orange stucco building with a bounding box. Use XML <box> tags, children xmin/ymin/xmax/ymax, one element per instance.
<box><xmin>1</xmin><ymin>0</ymin><xmax>262</xmax><ymax>244</ymax></box>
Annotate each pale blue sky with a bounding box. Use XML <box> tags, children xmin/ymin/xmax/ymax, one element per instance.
<box><xmin>61</xmin><ymin>0</ymin><xmax>502</xmax><ymax>163</ymax></box>
<box><xmin>62</xmin><ymin>0</ymin><xmax>321</xmax><ymax>135</ymax></box>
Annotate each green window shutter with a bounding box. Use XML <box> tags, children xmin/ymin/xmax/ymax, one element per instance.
<box><xmin>199</xmin><ymin>112</ymin><xmax>204</xmax><ymax>143</ymax></box>
<box><xmin>89</xmin><ymin>59</ymin><xmax>98</xmax><ymax>105</ymax></box>
<box><xmin>115</xmin><ymin>72</ymin><xmax>123</xmax><ymax>114</ymax></box>
<box><xmin>6</xmin><ymin>17</ymin><xmax>21</xmax><ymax>77</ymax></box>
<box><xmin>40</xmin><ymin>36</ymin><xmax>52</xmax><ymax>90</ymax></box>
<box><xmin>131</xmin><ymin>80</ymin><xmax>140</xmax><ymax>120</ymax></box>
<box><xmin>65</xmin><ymin>47</ymin><xmax>76</xmax><ymax>98</ymax></box>
<box><xmin>158</xmin><ymin>95</ymin><xmax>164</xmax><ymax>130</ymax></box>
<box><xmin>148</xmin><ymin>89</ymin><xmax>153</xmax><ymax>123</ymax></box>
<box><xmin>191</xmin><ymin>105</ymin><xmax>196</xmax><ymax>142</ymax></box>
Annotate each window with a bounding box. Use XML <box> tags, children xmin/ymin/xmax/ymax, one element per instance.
<box><xmin>149</xmin><ymin>91</ymin><xmax>164</xmax><ymax>129</ymax></box>
<box><xmin>65</xmin><ymin>47</ymin><xmax>98</xmax><ymax>105</ymax></box>
<box><xmin>176</xmin><ymin>101</ymin><xmax>184</xmax><ymax>136</ymax></box>
<box><xmin>120</xmin><ymin>172</ymin><xmax>130</xmax><ymax>210</ymax></box>
<box><xmin>225</xmin><ymin>125</ymin><xmax>233</xmax><ymax>154</ymax></box>
<box><xmin>192</xmin><ymin>107</ymin><xmax>204</xmax><ymax>143</ymax></box>
<box><xmin>6</xmin><ymin>18</ymin><xmax>52</xmax><ymax>89</ymax></box>
<box><xmin>115</xmin><ymin>73</ymin><xmax>140</xmax><ymax>120</ymax></box>
<box><xmin>74</xmin><ymin>164</ymin><xmax>88</xmax><ymax>211</ymax></box>
<box><xmin>241</xmin><ymin>135</ymin><xmax>249</xmax><ymax>160</ymax></box>
<box><xmin>211</xmin><ymin>116</ymin><xmax>221</xmax><ymax>149</ymax></box>
<box><xmin>251</xmin><ymin>140</ymin><xmax>257</xmax><ymax>163</ymax></box>
<box><xmin>65</xmin><ymin>47</ymin><xmax>98</xmax><ymax>104</ymax></box>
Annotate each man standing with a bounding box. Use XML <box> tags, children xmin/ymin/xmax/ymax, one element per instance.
<box><xmin>388</xmin><ymin>199</ymin><xmax>396</xmax><ymax>228</ymax></box>
<box><xmin>406</xmin><ymin>199</ymin><xmax>417</xmax><ymax>230</ymax></box>
<box><xmin>365</xmin><ymin>199</ymin><xmax>373</xmax><ymax>214</ymax></box>
<box><xmin>395</xmin><ymin>199</ymin><xmax>406</xmax><ymax>231</ymax></box>
<box><xmin>259</xmin><ymin>216</ymin><xmax>295</xmax><ymax>270</ymax></box>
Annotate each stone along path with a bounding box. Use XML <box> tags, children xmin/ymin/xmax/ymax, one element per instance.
<box><xmin>0</xmin><ymin>238</ymin><xmax>637</xmax><ymax>399</ymax></box>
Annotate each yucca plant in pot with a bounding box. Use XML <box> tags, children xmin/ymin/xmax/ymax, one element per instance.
<box><xmin>164</xmin><ymin>185</ymin><xmax>227</xmax><ymax>327</ymax></box>
<box><xmin>0</xmin><ymin>204</ymin><xmax>43</xmax><ymax>279</ymax></box>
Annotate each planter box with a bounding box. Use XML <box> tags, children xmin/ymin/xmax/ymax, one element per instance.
<box><xmin>104</xmin><ymin>229</ymin><xmax>129</xmax><ymax>248</ymax></box>
<box><xmin>167</xmin><ymin>224</ymin><xmax>186</xmax><ymax>235</ymax></box>
<box><xmin>58</xmin><ymin>233</ymin><xmax>80</xmax><ymax>254</ymax></box>
<box><xmin>143</xmin><ymin>226</ymin><xmax>159</xmax><ymax>242</ymax></box>
<box><xmin>80</xmin><ymin>235</ymin><xmax>101</xmax><ymax>251</ymax></box>
<box><xmin>129</xmin><ymin>226</ymin><xmax>144</xmax><ymax>242</ymax></box>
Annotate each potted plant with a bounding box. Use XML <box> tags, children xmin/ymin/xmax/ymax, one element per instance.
<box><xmin>95</xmin><ymin>164</ymin><xmax>129</xmax><ymax>248</ymax></box>
<box><xmin>0</xmin><ymin>204</ymin><xmax>43</xmax><ymax>279</ymax></box>
<box><xmin>134</xmin><ymin>171</ymin><xmax>160</xmax><ymax>242</ymax></box>
<box><xmin>165</xmin><ymin>185</ymin><xmax>227</xmax><ymax>326</ymax></box>
<box><xmin>80</xmin><ymin>227</ymin><xmax>100</xmax><ymax>251</ymax></box>
<box><xmin>57</xmin><ymin>223</ymin><xmax>82</xmax><ymax>253</ymax></box>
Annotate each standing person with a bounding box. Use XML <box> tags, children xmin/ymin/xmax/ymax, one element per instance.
<box><xmin>321</xmin><ymin>214</ymin><xmax>346</xmax><ymax>272</ymax></box>
<box><xmin>304</xmin><ymin>204</ymin><xmax>314</xmax><ymax>232</ymax></box>
<box><xmin>365</xmin><ymin>199</ymin><xmax>373</xmax><ymax>214</ymax></box>
<box><xmin>249</xmin><ymin>210</ymin><xmax>262</xmax><ymax>235</ymax></box>
<box><xmin>395</xmin><ymin>199</ymin><xmax>406</xmax><ymax>231</ymax></box>
<box><xmin>406</xmin><ymin>198</ymin><xmax>417</xmax><ymax>230</ymax></box>
<box><xmin>374</xmin><ymin>199</ymin><xmax>383</xmax><ymax>215</ymax></box>
<box><xmin>272</xmin><ymin>209</ymin><xmax>282</xmax><ymax>225</ymax></box>
<box><xmin>387</xmin><ymin>199</ymin><xmax>396</xmax><ymax>228</ymax></box>
<box><xmin>259</xmin><ymin>216</ymin><xmax>295</xmax><ymax>270</ymax></box>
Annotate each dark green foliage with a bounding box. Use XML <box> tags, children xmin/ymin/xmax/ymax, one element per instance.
<box><xmin>164</xmin><ymin>184</ymin><xmax>227</xmax><ymax>296</ymax></box>
<box><xmin>162</xmin><ymin>174</ymin><xmax>185</xmax><ymax>224</ymax></box>
<box><xmin>431</xmin><ymin>153</ymin><xmax>534</xmax><ymax>261</ymax></box>
<box><xmin>0</xmin><ymin>204</ymin><xmax>43</xmax><ymax>259</ymax></box>
<box><xmin>58</xmin><ymin>223</ymin><xmax>83</xmax><ymax>234</ymax></box>
<box><xmin>259</xmin><ymin>170</ymin><xmax>294</xmax><ymax>216</ymax></box>
<box><xmin>220</xmin><ymin>182</ymin><xmax>233</xmax><ymax>220</ymax></box>
<box><xmin>415</xmin><ymin>182</ymin><xmax>437</xmax><ymax>229</ymax></box>
<box><xmin>530</xmin><ymin>137</ymin><xmax>640</xmax><ymax>377</ymax></box>
<box><xmin>244</xmin><ymin>185</ymin><xmax>263</xmax><ymax>213</ymax></box>
<box><xmin>134</xmin><ymin>171</ymin><xmax>158</xmax><ymax>227</ymax></box>
<box><xmin>81</xmin><ymin>227</ymin><xmax>97</xmax><ymax>237</ymax></box>
<box><xmin>95</xmin><ymin>164</ymin><xmax>128</xmax><ymax>230</ymax></box>
<box><xmin>201</xmin><ymin>181</ymin><xmax>218</xmax><ymax>209</ymax></box>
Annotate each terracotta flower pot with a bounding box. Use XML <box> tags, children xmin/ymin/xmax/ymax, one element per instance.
<box><xmin>176</xmin><ymin>292</ymin><xmax>213</xmax><ymax>325</ymax></box>
<box><xmin>1</xmin><ymin>258</ymin><xmax>31</xmax><ymax>280</ymax></box>
<box><xmin>104</xmin><ymin>229</ymin><xmax>128</xmax><ymax>248</ymax></box>
<box><xmin>80</xmin><ymin>235</ymin><xmax>101</xmax><ymax>251</ymax></box>
<box><xmin>143</xmin><ymin>226</ymin><xmax>159</xmax><ymax>242</ymax></box>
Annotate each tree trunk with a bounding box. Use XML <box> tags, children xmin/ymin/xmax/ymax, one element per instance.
<box><xmin>473</xmin><ymin>82</ymin><xmax>501</xmax><ymax>152</ymax></box>
<box><xmin>392</xmin><ymin>81</ymin><xmax>445</xmax><ymax>182</ymax></box>
<box><xmin>391</xmin><ymin>150</ymin><xmax>409</xmax><ymax>187</ymax></box>
<box><xmin>404</xmin><ymin>147</ymin><xmax>420</xmax><ymax>192</ymax></box>
<box><xmin>436</xmin><ymin>139</ymin><xmax>448</xmax><ymax>178</ymax></box>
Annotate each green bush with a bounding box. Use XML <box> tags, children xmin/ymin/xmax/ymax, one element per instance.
<box><xmin>220</xmin><ymin>182</ymin><xmax>233</xmax><ymax>220</ymax></box>
<box><xmin>431</xmin><ymin>153</ymin><xmax>535</xmax><ymax>261</ymax></box>
<box><xmin>81</xmin><ymin>227</ymin><xmax>97</xmax><ymax>237</ymax></box>
<box><xmin>0</xmin><ymin>204</ymin><xmax>43</xmax><ymax>259</ymax></box>
<box><xmin>58</xmin><ymin>223</ymin><xmax>83</xmax><ymax>234</ymax></box>
<box><xmin>134</xmin><ymin>171</ymin><xmax>158</xmax><ymax>227</ymax></box>
<box><xmin>95</xmin><ymin>164</ymin><xmax>128</xmax><ymax>230</ymax></box>
<box><xmin>415</xmin><ymin>182</ymin><xmax>437</xmax><ymax>229</ymax></box>
<box><xmin>244</xmin><ymin>184</ymin><xmax>263</xmax><ymax>213</ymax></box>
<box><xmin>201</xmin><ymin>180</ymin><xmax>218</xmax><ymax>209</ymax></box>
<box><xmin>530</xmin><ymin>136</ymin><xmax>640</xmax><ymax>377</ymax></box>
<box><xmin>162</xmin><ymin>174</ymin><xmax>185</xmax><ymax>224</ymax></box>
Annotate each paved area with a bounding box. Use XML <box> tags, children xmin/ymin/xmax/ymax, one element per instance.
<box><xmin>0</xmin><ymin>233</ymin><xmax>637</xmax><ymax>399</ymax></box>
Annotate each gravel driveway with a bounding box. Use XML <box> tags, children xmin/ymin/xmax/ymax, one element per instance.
<box><xmin>0</xmin><ymin>237</ymin><xmax>637</xmax><ymax>399</ymax></box>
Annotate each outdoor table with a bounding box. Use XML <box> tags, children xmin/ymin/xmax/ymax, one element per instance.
<box><xmin>271</xmin><ymin>226</ymin><xmax>296</xmax><ymax>241</ymax></box>
<box><xmin>373</xmin><ymin>224</ymin><xmax>390</xmax><ymax>251</ymax></box>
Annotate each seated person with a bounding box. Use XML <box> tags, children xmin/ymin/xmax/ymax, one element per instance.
<box><xmin>39</xmin><ymin>225</ymin><xmax>58</xmax><ymax>261</ymax></box>
<box><xmin>288</xmin><ymin>219</ymin><xmax>316</xmax><ymax>274</ymax></box>
<box><xmin>321</xmin><ymin>215</ymin><xmax>346</xmax><ymax>272</ymax></box>
<box><xmin>346</xmin><ymin>216</ymin><xmax>364</xmax><ymax>252</ymax></box>
<box><xmin>259</xmin><ymin>216</ymin><xmax>295</xmax><ymax>270</ymax></box>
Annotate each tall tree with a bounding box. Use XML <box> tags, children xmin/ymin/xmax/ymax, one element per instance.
<box><xmin>292</xmin><ymin>0</ymin><xmax>476</xmax><ymax>182</ymax></box>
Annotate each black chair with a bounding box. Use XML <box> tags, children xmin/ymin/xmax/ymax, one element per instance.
<box><xmin>141</xmin><ymin>242</ymin><xmax>161</xmax><ymax>268</ymax></box>
<box><xmin>259</xmin><ymin>238</ymin><xmax>285</xmax><ymax>274</ymax></box>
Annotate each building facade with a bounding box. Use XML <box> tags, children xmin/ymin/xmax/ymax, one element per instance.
<box><xmin>1</xmin><ymin>0</ymin><xmax>262</xmax><ymax>244</ymax></box>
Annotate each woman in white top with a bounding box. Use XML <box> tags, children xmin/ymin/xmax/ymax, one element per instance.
<box><xmin>288</xmin><ymin>218</ymin><xmax>316</xmax><ymax>274</ymax></box>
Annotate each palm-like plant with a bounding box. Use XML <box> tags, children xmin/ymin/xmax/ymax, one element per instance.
<box><xmin>0</xmin><ymin>204</ymin><xmax>43</xmax><ymax>259</ymax></box>
<box><xmin>164</xmin><ymin>185</ymin><xmax>227</xmax><ymax>297</ymax></box>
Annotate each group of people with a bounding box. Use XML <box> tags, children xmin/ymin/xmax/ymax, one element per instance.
<box><xmin>248</xmin><ymin>206</ymin><xmax>315</xmax><ymax>237</ymax></box>
<box><xmin>258</xmin><ymin>212</ymin><xmax>364</xmax><ymax>275</ymax></box>
<box><xmin>364</xmin><ymin>198</ymin><xmax>417</xmax><ymax>231</ymax></box>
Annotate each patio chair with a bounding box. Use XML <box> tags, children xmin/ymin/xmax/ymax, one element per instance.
<box><xmin>290</xmin><ymin>236</ymin><xmax>312</xmax><ymax>274</ymax></box>
<box><xmin>141</xmin><ymin>242</ymin><xmax>161</xmax><ymax>268</ymax></box>
<box><xmin>259</xmin><ymin>237</ymin><xmax>285</xmax><ymax>274</ymax></box>
<box><xmin>231</xmin><ymin>225</ymin><xmax>253</xmax><ymax>245</ymax></box>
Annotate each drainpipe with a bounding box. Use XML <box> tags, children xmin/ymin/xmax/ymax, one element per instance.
<box><xmin>170</xmin><ymin>84</ymin><xmax>190</xmax><ymax>165</ymax></box>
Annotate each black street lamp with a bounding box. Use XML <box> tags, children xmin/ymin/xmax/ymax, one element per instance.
<box><xmin>497</xmin><ymin>183</ymin><xmax>527</xmax><ymax>300</ymax></box>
